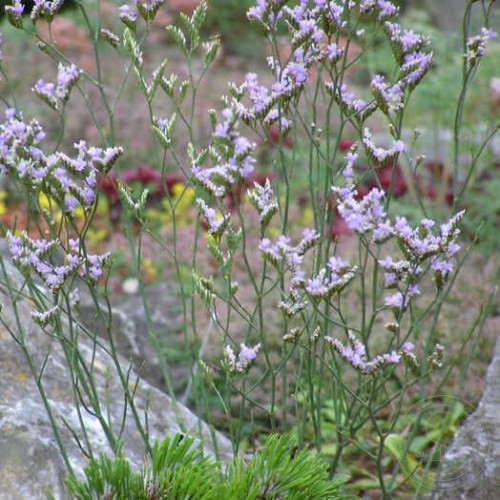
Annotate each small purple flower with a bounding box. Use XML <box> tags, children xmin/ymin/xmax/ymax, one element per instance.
<box><xmin>225</xmin><ymin>343</ymin><xmax>261</xmax><ymax>373</ymax></box>
<box><xmin>385</xmin><ymin>291</ymin><xmax>404</xmax><ymax>309</ymax></box>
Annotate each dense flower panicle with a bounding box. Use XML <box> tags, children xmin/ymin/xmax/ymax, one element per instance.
<box><xmin>325</xmin><ymin>332</ymin><xmax>417</xmax><ymax>375</ymax></box>
<box><xmin>303</xmin><ymin>262</ymin><xmax>357</xmax><ymax>300</ymax></box>
<box><xmin>465</xmin><ymin>28</ymin><xmax>497</xmax><ymax>66</ymax></box>
<box><xmin>384</xmin><ymin>21</ymin><xmax>427</xmax><ymax>61</ymax></box>
<box><xmin>247</xmin><ymin>0</ymin><xmax>286</xmax><ymax>29</ymax></box>
<box><xmin>370</xmin><ymin>74</ymin><xmax>404</xmax><ymax>114</ymax></box>
<box><xmin>7</xmin><ymin>232</ymin><xmax>110</xmax><ymax>292</ymax></box>
<box><xmin>196</xmin><ymin>199</ymin><xmax>231</xmax><ymax>239</ymax></box>
<box><xmin>393</xmin><ymin>210</ymin><xmax>464</xmax><ymax>264</ymax></box>
<box><xmin>31</xmin><ymin>305</ymin><xmax>59</xmax><ymax>328</ymax></box>
<box><xmin>5</xmin><ymin>0</ymin><xmax>24</xmax><ymax>26</ymax></box>
<box><xmin>33</xmin><ymin>63</ymin><xmax>81</xmax><ymax>111</ymax></box>
<box><xmin>333</xmin><ymin>181</ymin><xmax>390</xmax><ymax>238</ymax></box>
<box><xmin>30</xmin><ymin>0</ymin><xmax>65</xmax><ymax>23</ymax></box>
<box><xmin>326</xmin><ymin>82</ymin><xmax>377</xmax><ymax>122</ymax></box>
<box><xmin>0</xmin><ymin>110</ymin><xmax>123</xmax><ymax>214</ymax></box>
<box><xmin>224</xmin><ymin>343</ymin><xmax>261</xmax><ymax>373</ymax></box>
<box><xmin>399</xmin><ymin>50</ymin><xmax>433</xmax><ymax>90</ymax></box>
<box><xmin>135</xmin><ymin>0</ymin><xmax>165</xmax><ymax>21</ymax></box>
<box><xmin>358</xmin><ymin>0</ymin><xmax>399</xmax><ymax>20</ymax></box>
<box><xmin>0</xmin><ymin>110</ymin><xmax>47</xmax><ymax>184</ymax></box>
<box><xmin>362</xmin><ymin>128</ymin><xmax>406</xmax><ymax>164</ymax></box>
<box><xmin>325</xmin><ymin>332</ymin><xmax>436</xmax><ymax>375</ymax></box>
<box><xmin>332</xmin><ymin>156</ymin><xmax>463</xmax><ymax>307</ymax></box>
<box><xmin>193</xmin><ymin>104</ymin><xmax>257</xmax><ymax>197</ymax></box>
<box><xmin>259</xmin><ymin>227</ymin><xmax>320</xmax><ymax>270</ymax></box>
<box><xmin>119</xmin><ymin>4</ymin><xmax>139</xmax><ymax>26</ymax></box>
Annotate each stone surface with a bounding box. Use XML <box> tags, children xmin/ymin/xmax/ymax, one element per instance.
<box><xmin>0</xmin><ymin>245</ymin><xmax>232</xmax><ymax>499</ymax></box>
<box><xmin>79</xmin><ymin>283</ymin><xmax>191</xmax><ymax>394</ymax></box>
<box><xmin>427</xmin><ymin>337</ymin><xmax>500</xmax><ymax>498</ymax></box>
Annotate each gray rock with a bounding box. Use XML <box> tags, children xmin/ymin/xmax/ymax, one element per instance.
<box><xmin>427</xmin><ymin>337</ymin><xmax>500</xmax><ymax>498</ymax></box>
<box><xmin>78</xmin><ymin>283</ymin><xmax>191</xmax><ymax>394</ymax></box>
<box><xmin>0</xmin><ymin>251</ymin><xmax>232</xmax><ymax>499</ymax></box>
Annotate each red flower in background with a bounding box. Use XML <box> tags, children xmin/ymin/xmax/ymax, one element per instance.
<box><xmin>331</xmin><ymin>211</ymin><xmax>351</xmax><ymax>238</ymax></box>
<box><xmin>226</xmin><ymin>173</ymin><xmax>275</xmax><ymax>210</ymax></box>
<box><xmin>267</xmin><ymin>127</ymin><xmax>294</xmax><ymax>148</ymax></box>
<box><xmin>365</xmin><ymin>162</ymin><xmax>408</xmax><ymax>198</ymax></box>
<box><xmin>416</xmin><ymin>161</ymin><xmax>454</xmax><ymax>205</ymax></box>
<box><xmin>98</xmin><ymin>165</ymin><xmax>184</xmax><ymax>204</ymax></box>
<box><xmin>338</xmin><ymin>139</ymin><xmax>354</xmax><ymax>152</ymax></box>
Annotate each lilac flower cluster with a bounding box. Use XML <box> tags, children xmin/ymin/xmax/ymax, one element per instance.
<box><xmin>6</xmin><ymin>0</ymin><xmax>66</xmax><ymax>26</ymax></box>
<box><xmin>192</xmin><ymin>105</ymin><xmax>256</xmax><ymax>197</ymax></box>
<box><xmin>465</xmin><ymin>28</ymin><xmax>497</xmax><ymax>67</ymax></box>
<box><xmin>33</xmin><ymin>63</ymin><xmax>81</xmax><ymax>112</ymax></box>
<box><xmin>30</xmin><ymin>0</ymin><xmax>65</xmax><ymax>23</ymax></box>
<box><xmin>326</xmin><ymin>82</ymin><xmax>377</xmax><ymax>123</ymax></box>
<box><xmin>370</xmin><ymin>74</ymin><xmax>404</xmax><ymax>115</ymax></box>
<box><xmin>196</xmin><ymin>199</ymin><xmax>231</xmax><ymax>240</ymax></box>
<box><xmin>257</xmin><ymin>228</ymin><xmax>360</xmax><ymax>316</ymax></box>
<box><xmin>303</xmin><ymin>256</ymin><xmax>357</xmax><ymax>301</ymax></box>
<box><xmin>359</xmin><ymin>0</ymin><xmax>400</xmax><ymax>20</ymax></box>
<box><xmin>259</xmin><ymin>228</ymin><xmax>320</xmax><ymax>269</ymax></box>
<box><xmin>333</xmin><ymin>164</ymin><xmax>464</xmax><ymax>313</ymax></box>
<box><xmin>119</xmin><ymin>4</ymin><xmax>139</xmax><ymax>28</ymax></box>
<box><xmin>362</xmin><ymin>127</ymin><xmax>406</xmax><ymax>164</ymax></box>
<box><xmin>384</xmin><ymin>21</ymin><xmax>433</xmax><ymax>90</ymax></box>
<box><xmin>0</xmin><ymin>109</ymin><xmax>48</xmax><ymax>186</ymax></box>
<box><xmin>0</xmin><ymin>109</ymin><xmax>123</xmax><ymax>214</ymax></box>
<box><xmin>322</xmin><ymin>2</ymin><xmax>432</xmax><ymax>118</ymax></box>
<box><xmin>7</xmin><ymin>232</ymin><xmax>110</xmax><ymax>293</ymax></box>
<box><xmin>333</xmin><ymin>180</ymin><xmax>391</xmax><ymax>241</ymax></box>
<box><xmin>224</xmin><ymin>343</ymin><xmax>261</xmax><ymax>373</ymax></box>
<box><xmin>324</xmin><ymin>332</ymin><xmax>443</xmax><ymax>375</ymax></box>
<box><xmin>119</xmin><ymin>0</ymin><xmax>165</xmax><ymax>26</ymax></box>
<box><xmin>5</xmin><ymin>1</ymin><xmax>24</xmax><ymax>27</ymax></box>
<box><xmin>31</xmin><ymin>305</ymin><xmax>59</xmax><ymax>328</ymax></box>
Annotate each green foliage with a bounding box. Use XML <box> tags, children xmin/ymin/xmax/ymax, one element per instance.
<box><xmin>221</xmin><ymin>434</ymin><xmax>345</xmax><ymax>499</ymax></box>
<box><xmin>65</xmin><ymin>433</ymin><xmax>345</xmax><ymax>499</ymax></box>
<box><xmin>203</xmin><ymin>0</ymin><xmax>263</xmax><ymax>57</ymax></box>
<box><xmin>462</xmin><ymin>175</ymin><xmax>500</xmax><ymax>252</ymax></box>
<box><xmin>65</xmin><ymin>434</ymin><xmax>218</xmax><ymax>499</ymax></box>
<box><xmin>64</xmin><ymin>452</ymin><xmax>143</xmax><ymax>499</ymax></box>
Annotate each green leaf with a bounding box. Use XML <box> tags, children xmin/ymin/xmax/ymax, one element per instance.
<box><xmin>384</xmin><ymin>434</ymin><xmax>435</xmax><ymax>493</ymax></box>
<box><xmin>166</xmin><ymin>25</ymin><xmax>187</xmax><ymax>50</ymax></box>
<box><xmin>148</xmin><ymin>58</ymin><xmax>169</xmax><ymax>102</ymax></box>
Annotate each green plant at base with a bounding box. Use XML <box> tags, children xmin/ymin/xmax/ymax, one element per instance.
<box><xmin>65</xmin><ymin>433</ymin><xmax>345</xmax><ymax>499</ymax></box>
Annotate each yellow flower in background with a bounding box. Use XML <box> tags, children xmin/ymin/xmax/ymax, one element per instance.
<box><xmin>267</xmin><ymin>226</ymin><xmax>281</xmax><ymax>239</ymax></box>
<box><xmin>300</xmin><ymin>207</ymin><xmax>314</xmax><ymax>227</ymax></box>
<box><xmin>38</xmin><ymin>192</ymin><xmax>53</xmax><ymax>211</ymax></box>
<box><xmin>0</xmin><ymin>191</ymin><xmax>7</xmax><ymax>216</ymax></box>
<box><xmin>148</xmin><ymin>183</ymin><xmax>196</xmax><ymax>228</ymax></box>
<box><xmin>172</xmin><ymin>183</ymin><xmax>195</xmax><ymax>225</ymax></box>
<box><xmin>74</xmin><ymin>206</ymin><xmax>85</xmax><ymax>220</ymax></box>
<box><xmin>85</xmin><ymin>228</ymin><xmax>109</xmax><ymax>249</ymax></box>
<box><xmin>142</xmin><ymin>258</ymin><xmax>158</xmax><ymax>284</ymax></box>
<box><xmin>38</xmin><ymin>192</ymin><xmax>63</xmax><ymax>223</ymax></box>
